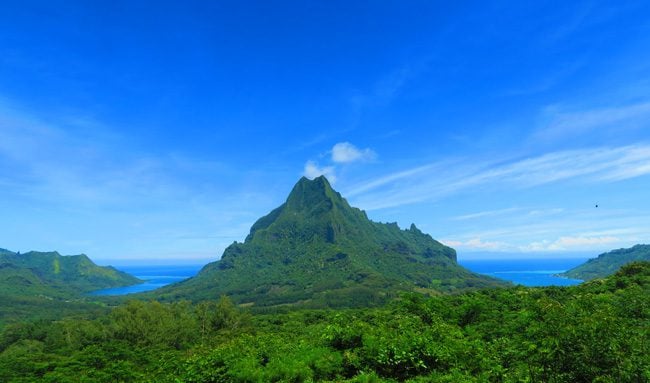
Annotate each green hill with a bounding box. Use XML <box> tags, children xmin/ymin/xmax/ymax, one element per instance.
<box><xmin>155</xmin><ymin>176</ymin><xmax>507</xmax><ymax>307</ymax></box>
<box><xmin>0</xmin><ymin>249</ymin><xmax>142</xmax><ymax>297</ymax></box>
<box><xmin>560</xmin><ymin>244</ymin><xmax>650</xmax><ymax>281</ymax></box>
<box><xmin>0</xmin><ymin>249</ymin><xmax>142</xmax><ymax>324</ymax></box>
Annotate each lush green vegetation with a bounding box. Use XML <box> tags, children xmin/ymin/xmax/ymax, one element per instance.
<box><xmin>2</xmin><ymin>180</ymin><xmax>646</xmax><ymax>381</ymax></box>
<box><xmin>0</xmin><ymin>249</ymin><xmax>141</xmax><ymax>325</ymax></box>
<box><xmin>0</xmin><ymin>249</ymin><xmax>141</xmax><ymax>296</ymax></box>
<box><xmin>1</xmin><ymin>262</ymin><xmax>648</xmax><ymax>382</ymax></box>
<box><xmin>561</xmin><ymin>244</ymin><xmax>650</xmax><ymax>281</ymax></box>
<box><xmin>152</xmin><ymin>176</ymin><xmax>506</xmax><ymax>308</ymax></box>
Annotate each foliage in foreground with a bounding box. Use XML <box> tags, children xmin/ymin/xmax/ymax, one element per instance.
<box><xmin>0</xmin><ymin>262</ymin><xmax>648</xmax><ymax>382</ymax></box>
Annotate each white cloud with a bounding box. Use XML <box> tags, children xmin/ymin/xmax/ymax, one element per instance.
<box><xmin>303</xmin><ymin>160</ymin><xmax>336</xmax><ymax>183</ymax></box>
<box><xmin>527</xmin><ymin>208</ymin><xmax>564</xmax><ymax>216</ymax></box>
<box><xmin>595</xmin><ymin>145</ymin><xmax>650</xmax><ymax>181</ymax></box>
<box><xmin>0</xmin><ymin>98</ymin><xmax>282</xmax><ymax>261</ymax></box>
<box><xmin>536</xmin><ymin>101</ymin><xmax>650</xmax><ymax>142</ymax></box>
<box><xmin>440</xmin><ymin>239</ymin><xmax>463</xmax><ymax>247</ymax></box>
<box><xmin>444</xmin><ymin>235</ymin><xmax>623</xmax><ymax>253</ymax></box>
<box><xmin>547</xmin><ymin>235</ymin><xmax>620</xmax><ymax>251</ymax></box>
<box><xmin>465</xmin><ymin>238</ymin><xmax>509</xmax><ymax>250</ymax></box>
<box><xmin>331</xmin><ymin>142</ymin><xmax>376</xmax><ymax>163</ymax></box>
<box><xmin>300</xmin><ymin>142</ymin><xmax>375</xmax><ymax>186</ymax></box>
<box><xmin>345</xmin><ymin>162</ymin><xmax>445</xmax><ymax>197</ymax></box>
<box><xmin>441</xmin><ymin>238</ymin><xmax>511</xmax><ymax>251</ymax></box>
<box><xmin>452</xmin><ymin>207</ymin><xmax>522</xmax><ymax>221</ymax></box>
<box><xmin>440</xmin><ymin>206</ymin><xmax>649</xmax><ymax>255</ymax></box>
<box><xmin>349</xmin><ymin>145</ymin><xmax>650</xmax><ymax>211</ymax></box>
<box><xmin>518</xmin><ymin>236</ymin><xmax>621</xmax><ymax>252</ymax></box>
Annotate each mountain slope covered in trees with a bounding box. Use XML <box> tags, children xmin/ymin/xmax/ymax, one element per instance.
<box><xmin>154</xmin><ymin>176</ymin><xmax>506</xmax><ymax>307</ymax></box>
<box><xmin>1</xmin><ymin>261</ymin><xmax>647</xmax><ymax>382</ymax></box>
<box><xmin>560</xmin><ymin>244</ymin><xmax>650</xmax><ymax>281</ymax></box>
<box><xmin>0</xmin><ymin>249</ymin><xmax>141</xmax><ymax>296</ymax></box>
<box><xmin>0</xmin><ymin>249</ymin><xmax>141</xmax><ymax>324</ymax></box>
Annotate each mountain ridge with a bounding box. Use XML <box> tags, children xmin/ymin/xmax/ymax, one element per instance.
<box><xmin>0</xmin><ymin>249</ymin><xmax>142</xmax><ymax>297</ymax></box>
<box><xmin>560</xmin><ymin>244</ymin><xmax>650</xmax><ymax>281</ymax></box>
<box><xmin>0</xmin><ymin>248</ymin><xmax>143</xmax><ymax>324</ymax></box>
<box><xmin>154</xmin><ymin>176</ymin><xmax>506</xmax><ymax>307</ymax></box>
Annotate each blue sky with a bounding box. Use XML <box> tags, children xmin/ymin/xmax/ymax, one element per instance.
<box><xmin>1</xmin><ymin>1</ymin><xmax>649</xmax><ymax>263</ymax></box>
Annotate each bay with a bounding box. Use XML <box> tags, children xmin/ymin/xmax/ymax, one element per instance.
<box><xmin>89</xmin><ymin>264</ymin><xmax>203</xmax><ymax>296</ymax></box>
<box><xmin>91</xmin><ymin>257</ymin><xmax>586</xmax><ymax>296</ymax></box>
<box><xmin>459</xmin><ymin>257</ymin><xmax>585</xmax><ymax>286</ymax></box>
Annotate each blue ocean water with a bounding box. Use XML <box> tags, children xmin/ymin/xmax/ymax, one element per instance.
<box><xmin>89</xmin><ymin>264</ymin><xmax>203</xmax><ymax>296</ymax></box>
<box><xmin>91</xmin><ymin>257</ymin><xmax>586</xmax><ymax>296</ymax></box>
<box><xmin>459</xmin><ymin>258</ymin><xmax>585</xmax><ymax>286</ymax></box>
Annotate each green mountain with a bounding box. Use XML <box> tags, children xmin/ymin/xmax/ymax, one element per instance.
<box><xmin>0</xmin><ymin>249</ymin><xmax>142</xmax><ymax>298</ymax></box>
<box><xmin>156</xmin><ymin>176</ymin><xmax>506</xmax><ymax>308</ymax></box>
<box><xmin>0</xmin><ymin>249</ymin><xmax>142</xmax><ymax>324</ymax></box>
<box><xmin>560</xmin><ymin>244</ymin><xmax>650</xmax><ymax>281</ymax></box>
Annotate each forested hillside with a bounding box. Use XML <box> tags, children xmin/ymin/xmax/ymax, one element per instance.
<box><xmin>153</xmin><ymin>176</ymin><xmax>506</xmax><ymax>307</ymax></box>
<box><xmin>561</xmin><ymin>244</ymin><xmax>650</xmax><ymax>280</ymax></box>
<box><xmin>0</xmin><ymin>249</ymin><xmax>141</xmax><ymax>324</ymax></box>
<box><xmin>1</xmin><ymin>262</ymin><xmax>647</xmax><ymax>382</ymax></box>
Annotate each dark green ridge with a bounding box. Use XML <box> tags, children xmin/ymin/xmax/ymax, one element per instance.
<box><xmin>0</xmin><ymin>249</ymin><xmax>142</xmax><ymax>298</ymax></box>
<box><xmin>152</xmin><ymin>176</ymin><xmax>507</xmax><ymax>308</ymax></box>
<box><xmin>0</xmin><ymin>250</ymin><xmax>142</xmax><ymax>324</ymax></box>
<box><xmin>560</xmin><ymin>244</ymin><xmax>650</xmax><ymax>281</ymax></box>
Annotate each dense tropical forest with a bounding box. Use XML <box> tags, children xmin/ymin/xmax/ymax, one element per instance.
<box><xmin>0</xmin><ymin>249</ymin><xmax>140</xmax><ymax>297</ymax></box>
<box><xmin>3</xmin><ymin>1</ymin><xmax>650</xmax><ymax>382</ymax></box>
<box><xmin>1</xmin><ymin>261</ymin><xmax>648</xmax><ymax>382</ymax></box>
<box><xmin>561</xmin><ymin>244</ymin><xmax>650</xmax><ymax>281</ymax></box>
<box><xmin>0</xmin><ymin>249</ymin><xmax>141</xmax><ymax>325</ymax></box>
<box><xmin>1</xmin><ymin>177</ymin><xmax>649</xmax><ymax>382</ymax></box>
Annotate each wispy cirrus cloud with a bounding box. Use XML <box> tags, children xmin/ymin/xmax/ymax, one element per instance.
<box><xmin>440</xmin><ymin>206</ymin><xmax>650</xmax><ymax>253</ymax></box>
<box><xmin>346</xmin><ymin>59</ymin><xmax>432</xmax><ymax>132</ymax></box>
<box><xmin>345</xmin><ymin>162</ymin><xmax>448</xmax><ymax>198</ymax></box>
<box><xmin>348</xmin><ymin>145</ymin><xmax>650</xmax><ymax>211</ymax></box>
<box><xmin>535</xmin><ymin>101</ymin><xmax>650</xmax><ymax>142</ymax></box>
<box><xmin>0</xmin><ymin>99</ymin><xmax>272</xmax><ymax>260</ymax></box>
<box><xmin>452</xmin><ymin>207</ymin><xmax>522</xmax><ymax>221</ymax></box>
<box><xmin>349</xmin><ymin>60</ymin><xmax>431</xmax><ymax>110</ymax></box>
<box><xmin>0</xmin><ymin>100</ymin><xmax>237</xmax><ymax>208</ymax></box>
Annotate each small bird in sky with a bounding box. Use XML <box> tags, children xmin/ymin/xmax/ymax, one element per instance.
<box><xmin>595</xmin><ymin>204</ymin><xmax>599</xmax><ymax>208</ymax></box>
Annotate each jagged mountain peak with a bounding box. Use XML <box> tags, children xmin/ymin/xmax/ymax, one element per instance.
<box><xmin>285</xmin><ymin>176</ymin><xmax>345</xmax><ymax>210</ymax></box>
<box><xmin>155</xmin><ymin>176</ymin><xmax>506</xmax><ymax>308</ymax></box>
<box><xmin>245</xmin><ymin>176</ymin><xmax>364</xmax><ymax>243</ymax></box>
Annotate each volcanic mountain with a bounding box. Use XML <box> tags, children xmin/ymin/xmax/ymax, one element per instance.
<box><xmin>156</xmin><ymin>176</ymin><xmax>506</xmax><ymax>307</ymax></box>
